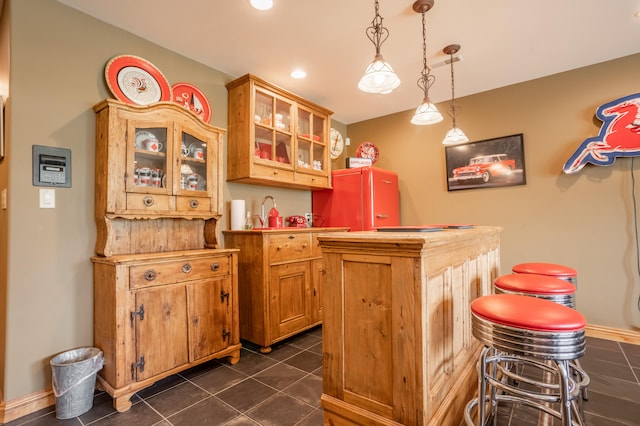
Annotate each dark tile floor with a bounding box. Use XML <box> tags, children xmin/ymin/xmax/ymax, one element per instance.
<box><xmin>4</xmin><ymin>329</ymin><xmax>640</xmax><ymax>425</ymax></box>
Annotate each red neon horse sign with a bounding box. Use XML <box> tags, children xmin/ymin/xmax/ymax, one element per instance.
<box><xmin>563</xmin><ymin>93</ymin><xmax>640</xmax><ymax>174</ymax></box>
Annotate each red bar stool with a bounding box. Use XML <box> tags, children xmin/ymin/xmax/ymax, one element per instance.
<box><xmin>512</xmin><ymin>262</ymin><xmax>578</xmax><ymax>286</ymax></box>
<box><xmin>494</xmin><ymin>273</ymin><xmax>576</xmax><ymax>309</ymax></box>
<box><xmin>464</xmin><ymin>294</ymin><xmax>587</xmax><ymax>426</ymax></box>
<box><xmin>502</xmin><ymin>269</ymin><xmax>589</xmax><ymax>401</ymax></box>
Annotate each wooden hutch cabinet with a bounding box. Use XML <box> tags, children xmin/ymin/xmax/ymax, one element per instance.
<box><xmin>225</xmin><ymin>74</ymin><xmax>333</xmax><ymax>190</ymax></box>
<box><xmin>223</xmin><ymin>227</ymin><xmax>347</xmax><ymax>353</ymax></box>
<box><xmin>92</xmin><ymin>99</ymin><xmax>241</xmax><ymax>412</ymax></box>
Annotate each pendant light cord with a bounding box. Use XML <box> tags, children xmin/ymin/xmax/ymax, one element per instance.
<box><xmin>417</xmin><ymin>10</ymin><xmax>435</xmax><ymax>95</ymax></box>
<box><xmin>449</xmin><ymin>50</ymin><xmax>458</xmax><ymax>126</ymax></box>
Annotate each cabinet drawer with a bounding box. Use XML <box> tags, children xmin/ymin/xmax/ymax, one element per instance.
<box><xmin>130</xmin><ymin>256</ymin><xmax>231</xmax><ymax>289</ymax></box>
<box><xmin>293</xmin><ymin>172</ymin><xmax>330</xmax><ymax>189</ymax></box>
<box><xmin>268</xmin><ymin>233</ymin><xmax>312</xmax><ymax>263</ymax></box>
<box><xmin>176</xmin><ymin>195</ymin><xmax>211</xmax><ymax>213</ymax></box>
<box><xmin>126</xmin><ymin>193</ymin><xmax>171</xmax><ymax>211</ymax></box>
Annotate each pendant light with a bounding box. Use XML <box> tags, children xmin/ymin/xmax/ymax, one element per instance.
<box><xmin>411</xmin><ymin>0</ymin><xmax>443</xmax><ymax>125</ymax></box>
<box><xmin>358</xmin><ymin>0</ymin><xmax>401</xmax><ymax>94</ymax></box>
<box><xmin>442</xmin><ymin>44</ymin><xmax>469</xmax><ymax>145</ymax></box>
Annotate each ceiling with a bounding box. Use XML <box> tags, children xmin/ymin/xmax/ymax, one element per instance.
<box><xmin>57</xmin><ymin>0</ymin><xmax>640</xmax><ymax>124</ymax></box>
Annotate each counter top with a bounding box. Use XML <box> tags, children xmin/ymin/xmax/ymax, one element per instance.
<box><xmin>223</xmin><ymin>227</ymin><xmax>348</xmax><ymax>234</ymax></box>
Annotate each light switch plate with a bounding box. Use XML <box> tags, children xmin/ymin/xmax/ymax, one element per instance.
<box><xmin>39</xmin><ymin>188</ymin><xmax>55</xmax><ymax>208</ymax></box>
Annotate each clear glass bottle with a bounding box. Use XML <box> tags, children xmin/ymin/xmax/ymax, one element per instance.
<box><xmin>243</xmin><ymin>211</ymin><xmax>254</xmax><ymax>230</ymax></box>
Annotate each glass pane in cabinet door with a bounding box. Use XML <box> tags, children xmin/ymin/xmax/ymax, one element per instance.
<box><xmin>298</xmin><ymin>109</ymin><xmax>310</xmax><ymax>139</ymax></box>
<box><xmin>180</xmin><ymin>132</ymin><xmax>207</xmax><ymax>193</ymax></box>
<box><xmin>133</xmin><ymin>127</ymin><xmax>168</xmax><ymax>191</ymax></box>
<box><xmin>275</xmin><ymin>98</ymin><xmax>292</xmax><ymax>132</ymax></box>
<box><xmin>312</xmin><ymin>144</ymin><xmax>325</xmax><ymax>171</ymax></box>
<box><xmin>274</xmin><ymin>133</ymin><xmax>292</xmax><ymax>166</ymax></box>
<box><xmin>255</xmin><ymin>126</ymin><xmax>273</xmax><ymax>161</ymax></box>
<box><xmin>313</xmin><ymin>114</ymin><xmax>325</xmax><ymax>142</ymax></box>
<box><xmin>298</xmin><ymin>139</ymin><xmax>311</xmax><ymax>170</ymax></box>
<box><xmin>255</xmin><ymin>90</ymin><xmax>273</xmax><ymax>127</ymax></box>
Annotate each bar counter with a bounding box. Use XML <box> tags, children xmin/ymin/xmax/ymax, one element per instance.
<box><xmin>317</xmin><ymin>226</ymin><xmax>502</xmax><ymax>425</ymax></box>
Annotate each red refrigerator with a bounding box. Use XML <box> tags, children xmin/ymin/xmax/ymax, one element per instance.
<box><xmin>312</xmin><ymin>166</ymin><xmax>399</xmax><ymax>231</ymax></box>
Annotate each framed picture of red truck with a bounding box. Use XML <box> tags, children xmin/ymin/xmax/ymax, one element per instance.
<box><xmin>445</xmin><ymin>133</ymin><xmax>526</xmax><ymax>191</ymax></box>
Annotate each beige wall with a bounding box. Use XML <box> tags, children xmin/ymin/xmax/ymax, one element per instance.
<box><xmin>346</xmin><ymin>53</ymin><xmax>640</xmax><ymax>333</ymax></box>
<box><xmin>2</xmin><ymin>0</ymin><xmax>638</xmax><ymax>408</ymax></box>
<box><xmin>2</xmin><ymin>0</ymin><xmax>320</xmax><ymax>402</ymax></box>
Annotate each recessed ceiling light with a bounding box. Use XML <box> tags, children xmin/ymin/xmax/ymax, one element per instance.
<box><xmin>249</xmin><ymin>0</ymin><xmax>273</xmax><ymax>11</ymax></box>
<box><xmin>291</xmin><ymin>70</ymin><xmax>307</xmax><ymax>79</ymax></box>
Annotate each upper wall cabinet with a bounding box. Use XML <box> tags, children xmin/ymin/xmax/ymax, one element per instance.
<box><xmin>226</xmin><ymin>74</ymin><xmax>333</xmax><ymax>190</ymax></box>
<box><xmin>93</xmin><ymin>99</ymin><xmax>226</xmax><ymax>256</ymax></box>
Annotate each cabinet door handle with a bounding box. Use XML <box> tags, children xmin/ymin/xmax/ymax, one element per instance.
<box><xmin>143</xmin><ymin>196</ymin><xmax>154</xmax><ymax>207</ymax></box>
<box><xmin>189</xmin><ymin>199</ymin><xmax>199</xmax><ymax>209</ymax></box>
<box><xmin>220</xmin><ymin>289</ymin><xmax>230</xmax><ymax>304</ymax></box>
<box><xmin>302</xmin><ymin>244</ymin><xmax>308</xmax><ymax>248</ymax></box>
<box><xmin>376</xmin><ymin>214</ymin><xmax>389</xmax><ymax>218</ymax></box>
<box><xmin>211</xmin><ymin>263</ymin><xmax>220</xmax><ymax>271</ymax></box>
<box><xmin>277</xmin><ymin>246</ymin><xmax>282</xmax><ymax>250</ymax></box>
<box><xmin>144</xmin><ymin>270</ymin><xmax>156</xmax><ymax>281</ymax></box>
<box><xmin>182</xmin><ymin>263</ymin><xmax>192</xmax><ymax>273</ymax></box>
<box><xmin>222</xmin><ymin>329</ymin><xmax>231</xmax><ymax>341</ymax></box>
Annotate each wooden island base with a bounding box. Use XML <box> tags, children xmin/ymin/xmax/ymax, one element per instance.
<box><xmin>317</xmin><ymin>226</ymin><xmax>502</xmax><ymax>426</ymax></box>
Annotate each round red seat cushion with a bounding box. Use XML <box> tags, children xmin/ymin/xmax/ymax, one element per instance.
<box><xmin>471</xmin><ymin>294</ymin><xmax>585</xmax><ymax>332</ymax></box>
<box><xmin>495</xmin><ymin>274</ymin><xmax>576</xmax><ymax>295</ymax></box>
<box><xmin>512</xmin><ymin>262</ymin><xmax>577</xmax><ymax>278</ymax></box>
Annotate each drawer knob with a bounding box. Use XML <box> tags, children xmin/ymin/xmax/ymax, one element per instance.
<box><xmin>211</xmin><ymin>263</ymin><xmax>220</xmax><ymax>271</ymax></box>
<box><xmin>143</xmin><ymin>196</ymin><xmax>154</xmax><ymax>207</ymax></box>
<box><xmin>144</xmin><ymin>270</ymin><xmax>156</xmax><ymax>281</ymax></box>
<box><xmin>182</xmin><ymin>263</ymin><xmax>192</xmax><ymax>273</ymax></box>
<box><xmin>189</xmin><ymin>199</ymin><xmax>199</xmax><ymax>209</ymax></box>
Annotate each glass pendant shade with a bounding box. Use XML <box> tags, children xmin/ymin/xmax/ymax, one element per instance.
<box><xmin>411</xmin><ymin>98</ymin><xmax>443</xmax><ymax>125</ymax></box>
<box><xmin>358</xmin><ymin>54</ymin><xmax>401</xmax><ymax>94</ymax></box>
<box><xmin>442</xmin><ymin>126</ymin><xmax>469</xmax><ymax>145</ymax></box>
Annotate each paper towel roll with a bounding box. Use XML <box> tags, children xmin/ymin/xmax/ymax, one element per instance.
<box><xmin>230</xmin><ymin>200</ymin><xmax>245</xmax><ymax>230</ymax></box>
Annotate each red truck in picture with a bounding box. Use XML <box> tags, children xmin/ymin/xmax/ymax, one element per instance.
<box><xmin>452</xmin><ymin>153</ymin><xmax>515</xmax><ymax>184</ymax></box>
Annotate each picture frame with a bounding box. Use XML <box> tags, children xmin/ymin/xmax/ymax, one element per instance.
<box><xmin>445</xmin><ymin>133</ymin><xmax>526</xmax><ymax>191</ymax></box>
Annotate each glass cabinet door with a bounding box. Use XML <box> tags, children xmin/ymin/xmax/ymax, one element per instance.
<box><xmin>178</xmin><ymin>131</ymin><xmax>208</xmax><ymax>194</ymax></box>
<box><xmin>129</xmin><ymin>126</ymin><xmax>170</xmax><ymax>193</ymax></box>
<box><xmin>254</xmin><ymin>88</ymin><xmax>293</xmax><ymax>167</ymax></box>
<box><xmin>296</xmin><ymin>108</ymin><xmax>326</xmax><ymax>172</ymax></box>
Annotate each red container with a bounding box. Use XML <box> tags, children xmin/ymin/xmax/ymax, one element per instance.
<box><xmin>312</xmin><ymin>166</ymin><xmax>399</xmax><ymax>231</ymax></box>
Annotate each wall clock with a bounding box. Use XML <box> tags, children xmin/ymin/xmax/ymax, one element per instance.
<box><xmin>330</xmin><ymin>128</ymin><xmax>344</xmax><ymax>159</ymax></box>
<box><xmin>356</xmin><ymin>141</ymin><xmax>379</xmax><ymax>164</ymax></box>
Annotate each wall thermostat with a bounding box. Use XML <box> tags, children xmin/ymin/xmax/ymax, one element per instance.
<box><xmin>32</xmin><ymin>145</ymin><xmax>72</xmax><ymax>188</ymax></box>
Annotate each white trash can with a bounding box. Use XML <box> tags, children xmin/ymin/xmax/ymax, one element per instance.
<box><xmin>50</xmin><ymin>347</ymin><xmax>104</xmax><ymax>419</ymax></box>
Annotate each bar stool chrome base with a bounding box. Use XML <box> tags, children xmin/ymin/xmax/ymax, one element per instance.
<box><xmin>464</xmin><ymin>294</ymin><xmax>587</xmax><ymax>426</ymax></box>
<box><xmin>498</xmin><ymin>271</ymin><xmax>589</xmax><ymax>401</ymax></box>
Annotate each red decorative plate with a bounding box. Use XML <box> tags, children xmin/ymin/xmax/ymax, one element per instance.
<box><xmin>105</xmin><ymin>55</ymin><xmax>172</xmax><ymax>105</ymax></box>
<box><xmin>357</xmin><ymin>141</ymin><xmax>379</xmax><ymax>164</ymax></box>
<box><xmin>171</xmin><ymin>82</ymin><xmax>212</xmax><ymax>123</ymax></box>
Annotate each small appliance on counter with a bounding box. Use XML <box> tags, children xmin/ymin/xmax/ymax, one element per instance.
<box><xmin>286</xmin><ymin>215</ymin><xmax>308</xmax><ymax>228</ymax></box>
<box><xmin>312</xmin><ymin>166</ymin><xmax>400</xmax><ymax>231</ymax></box>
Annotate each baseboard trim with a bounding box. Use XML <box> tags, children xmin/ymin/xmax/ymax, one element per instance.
<box><xmin>586</xmin><ymin>324</ymin><xmax>640</xmax><ymax>344</ymax></box>
<box><xmin>0</xmin><ymin>389</ymin><xmax>54</xmax><ymax>424</ymax></box>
